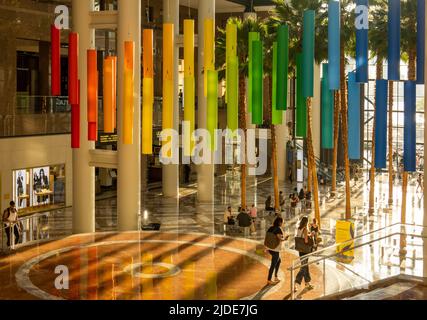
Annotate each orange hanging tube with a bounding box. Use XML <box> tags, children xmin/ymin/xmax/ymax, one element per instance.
<box><xmin>123</xmin><ymin>41</ymin><xmax>135</xmax><ymax>145</ymax></box>
<box><xmin>87</xmin><ymin>49</ymin><xmax>98</xmax><ymax>141</ymax></box>
<box><xmin>103</xmin><ymin>57</ymin><xmax>114</xmax><ymax>133</ymax></box>
<box><xmin>142</xmin><ymin>29</ymin><xmax>154</xmax><ymax>154</ymax></box>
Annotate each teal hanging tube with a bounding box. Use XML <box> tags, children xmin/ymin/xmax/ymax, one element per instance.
<box><xmin>302</xmin><ymin>10</ymin><xmax>315</xmax><ymax>98</ymax></box>
<box><xmin>276</xmin><ymin>25</ymin><xmax>289</xmax><ymax>110</ymax></box>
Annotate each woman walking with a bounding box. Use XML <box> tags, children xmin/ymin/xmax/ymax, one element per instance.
<box><xmin>294</xmin><ymin>216</ymin><xmax>314</xmax><ymax>291</ymax></box>
<box><xmin>265</xmin><ymin>217</ymin><xmax>288</xmax><ymax>285</ymax></box>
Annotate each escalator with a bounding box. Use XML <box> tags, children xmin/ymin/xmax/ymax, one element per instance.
<box><xmin>292</xmin><ymin>141</ymin><xmax>346</xmax><ymax>184</ymax></box>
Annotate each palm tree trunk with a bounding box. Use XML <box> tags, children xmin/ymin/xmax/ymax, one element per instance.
<box><xmin>331</xmin><ymin>90</ymin><xmax>341</xmax><ymax>196</ymax></box>
<box><xmin>307</xmin><ymin>98</ymin><xmax>321</xmax><ymax>227</ymax></box>
<box><xmin>341</xmin><ymin>78</ymin><xmax>351</xmax><ymax>219</ymax></box>
<box><xmin>339</xmin><ymin>39</ymin><xmax>351</xmax><ymax>219</ymax></box>
<box><xmin>268</xmin><ymin>75</ymin><xmax>280</xmax><ymax>211</ymax></box>
<box><xmin>272</xmin><ymin>125</ymin><xmax>280</xmax><ymax>210</ymax></box>
<box><xmin>401</xmin><ymin>50</ymin><xmax>417</xmax><ymax>225</ymax></box>
<box><xmin>238</xmin><ymin>75</ymin><xmax>247</xmax><ymax>209</ymax></box>
<box><xmin>388</xmin><ymin>82</ymin><xmax>394</xmax><ymax>206</ymax></box>
<box><xmin>369</xmin><ymin>58</ymin><xmax>383</xmax><ymax>215</ymax></box>
<box><xmin>307</xmin><ymin>161</ymin><xmax>312</xmax><ymax>192</ymax></box>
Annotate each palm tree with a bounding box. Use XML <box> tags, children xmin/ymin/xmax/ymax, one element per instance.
<box><xmin>400</xmin><ymin>0</ymin><xmax>417</xmax><ymax>225</ymax></box>
<box><xmin>330</xmin><ymin>0</ymin><xmax>355</xmax><ymax>204</ymax></box>
<box><xmin>216</xmin><ymin>17</ymin><xmax>267</xmax><ymax>210</ymax></box>
<box><xmin>368</xmin><ymin>0</ymin><xmax>388</xmax><ymax>216</ymax></box>
<box><xmin>269</xmin><ymin>0</ymin><xmax>328</xmax><ymax>225</ymax></box>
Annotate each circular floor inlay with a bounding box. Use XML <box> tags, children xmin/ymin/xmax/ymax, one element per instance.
<box><xmin>15</xmin><ymin>233</ymin><xmax>286</xmax><ymax>300</ymax></box>
<box><xmin>123</xmin><ymin>262</ymin><xmax>181</xmax><ymax>279</ymax></box>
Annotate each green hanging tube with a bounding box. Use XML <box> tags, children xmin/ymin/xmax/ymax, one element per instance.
<box><xmin>252</xmin><ymin>40</ymin><xmax>263</xmax><ymax>125</ymax></box>
<box><xmin>321</xmin><ymin>63</ymin><xmax>334</xmax><ymax>149</ymax></box>
<box><xmin>296</xmin><ymin>53</ymin><xmax>307</xmax><ymax>137</ymax></box>
<box><xmin>272</xmin><ymin>42</ymin><xmax>282</xmax><ymax>125</ymax></box>
<box><xmin>276</xmin><ymin>25</ymin><xmax>289</xmax><ymax>110</ymax></box>
<box><xmin>248</xmin><ymin>32</ymin><xmax>260</xmax><ymax>114</ymax></box>
<box><xmin>226</xmin><ymin>22</ymin><xmax>237</xmax><ymax>104</ymax></box>
<box><xmin>302</xmin><ymin>10</ymin><xmax>315</xmax><ymax>98</ymax></box>
<box><xmin>227</xmin><ymin>55</ymin><xmax>239</xmax><ymax>131</ymax></box>
<box><xmin>207</xmin><ymin>70</ymin><xmax>218</xmax><ymax>150</ymax></box>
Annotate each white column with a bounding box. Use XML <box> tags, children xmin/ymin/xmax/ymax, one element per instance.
<box><xmin>312</xmin><ymin>63</ymin><xmax>321</xmax><ymax>159</ymax></box>
<box><xmin>162</xmin><ymin>0</ymin><xmax>179</xmax><ymax>198</ymax></box>
<box><xmin>72</xmin><ymin>0</ymin><xmax>95</xmax><ymax>234</ymax></box>
<box><xmin>117</xmin><ymin>0</ymin><xmax>141</xmax><ymax>231</ymax></box>
<box><xmin>197</xmin><ymin>0</ymin><xmax>215</xmax><ymax>203</ymax></box>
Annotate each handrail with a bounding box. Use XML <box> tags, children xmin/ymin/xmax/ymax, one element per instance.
<box><xmin>290</xmin><ymin>223</ymin><xmax>424</xmax><ymax>269</ymax></box>
<box><xmin>288</xmin><ymin>223</ymin><xmax>427</xmax><ymax>300</ymax></box>
<box><xmin>1</xmin><ymin>212</ymin><xmax>50</xmax><ymax>252</ymax></box>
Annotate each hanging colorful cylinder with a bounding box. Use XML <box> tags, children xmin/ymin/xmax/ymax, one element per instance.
<box><xmin>87</xmin><ymin>49</ymin><xmax>98</xmax><ymax>141</ymax></box>
<box><xmin>328</xmin><ymin>0</ymin><xmax>340</xmax><ymax>90</ymax></box>
<box><xmin>226</xmin><ymin>22</ymin><xmax>237</xmax><ymax>103</ymax></box>
<box><xmin>388</xmin><ymin>0</ymin><xmax>401</xmax><ymax>81</ymax></box>
<box><xmin>404</xmin><ymin>81</ymin><xmax>416</xmax><ymax>172</ymax></box>
<box><xmin>123</xmin><ymin>41</ymin><xmax>135</xmax><ymax>145</ymax></box>
<box><xmin>302</xmin><ymin>10</ymin><xmax>315</xmax><ymax>98</ymax></box>
<box><xmin>51</xmin><ymin>25</ymin><xmax>61</xmax><ymax>96</ymax></box>
<box><xmin>417</xmin><ymin>0</ymin><xmax>425</xmax><ymax>84</ymax></box>
<box><xmin>375</xmin><ymin>80</ymin><xmax>388</xmax><ymax>169</ymax></box>
<box><xmin>355</xmin><ymin>0</ymin><xmax>369</xmax><ymax>83</ymax></box>
<box><xmin>71</xmin><ymin>80</ymin><xmax>80</xmax><ymax>149</ymax></box>
<box><xmin>321</xmin><ymin>64</ymin><xmax>333</xmax><ymax>149</ymax></box>
<box><xmin>204</xmin><ymin>19</ymin><xmax>215</xmax><ymax>97</ymax></box>
<box><xmin>184</xmin><ymin>20</ymin><xmax>195</xmax><ymax>157</ymax></box>
<box><xmin>348</xmin><ymin>72</ymin><xmax>361</xmax><ymax>159</ymax></box>
<box><xmin>142</xmin><ymin>29</ymin><xmax>154</xmax><ymax>155</ymax></box>
<box><xmin>296</xmin><ymin>53</ymin><xmax>306</xmax><ymax>138</ymax></box>
<box><xmin>248</xmin><ymin>32</ymin><xmax>260</xmax><ymax>113</ymax></box>
<box><xmin>163</xmin><ymin>23</ymin><xmax>174</xmax><ymax>158</ymax></box>
<box><xmin>251</xmin><ymin>40</ymin><xmax>263</xmax><ymax>125</ymax></box>
<box><xmin>110</xmin><ymin>56</ymin><xmax>117</xmax><ymax>130</ymax></box>
<box><xmin>103</xmin><ymin>57</ymin><xmax>115</xmax><ymax>133</ymax></box>
<box><xmin>207</xmin><ymin>70</ymin><xmax>218</xmax><ymax>150</ymax></box>
<box><xmin>226</xmin><ymin>22</ymin><xmax>238</xmax><ymax>131</ymax></box>
<box><xmin>68</xmin><ymin>32</ymin><xmax>79</xmax><ymax>105</ymax></box>
<box><xmin>272</xmin><ymin>42</ymin><xmax>282</xmax><ymax>125</ymax></box>
<box><xmin>276</xmin><ymin>25</ymin><xmax>289</xmax><ymax>110</ymax></box>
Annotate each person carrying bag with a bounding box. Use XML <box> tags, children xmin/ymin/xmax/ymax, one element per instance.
<box><xmin>264</xmin><ymin>217</ymin><xmax>289</xmax><ymax>286</ymax></box>
<box><xmin>294</xmin><ymin>216</ymin><xmax>314</xmax><ymax>292</ymax></box>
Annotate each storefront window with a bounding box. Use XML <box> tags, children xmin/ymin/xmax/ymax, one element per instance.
<box><xmin>13</xmin><ymin>164</ymin><xmax>66</xmax><ymax>214</ymax></box>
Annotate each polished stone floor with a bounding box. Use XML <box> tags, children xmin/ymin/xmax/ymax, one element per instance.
<box><xmin>1</xmin><ymin>169</ymin><xmax>426</xmax><ymax>300</ymax></box>
<box><xmin>1</xmin><ymin>232</ymin><xmax>327</xmax><ymax>300</ymax></box>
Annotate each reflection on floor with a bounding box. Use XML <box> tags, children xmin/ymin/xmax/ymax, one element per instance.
<box><xmin>2</xmin><ymin>232</ymin><xmax>328</xmax><ymax>300</ymax></box>
<box><xmin>1</xmin><ymin>170</ymin><xmax>426</xmax><ymax>300</ymax></box>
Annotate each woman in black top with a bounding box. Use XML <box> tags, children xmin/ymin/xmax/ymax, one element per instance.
<box><xmin>294</xmin><ymin>217</ymin><xmax>314</xmax><ymax>291</ymax></box>
<box><xmin>266</xmin><ymin>217</ymin><xmax>288</xmax><ymax>285</ymax></box>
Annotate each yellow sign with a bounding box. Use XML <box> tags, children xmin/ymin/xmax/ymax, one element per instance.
<box><xmin>336</xmin><ymin>220</ymin><xmax>355</xmax><ymax>262</ymax></box>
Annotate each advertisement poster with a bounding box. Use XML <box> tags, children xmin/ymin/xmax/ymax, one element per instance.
<box><xmin>32</xmin><ymin>167</ymin><xmax>50</xmax><ymax>205</ymax></box>
<box><xmin>14</xmin><ymin>169</ymin><xmax>29</xmax><ymax>209</ymax></box>
<box><xmin>336</xmin><ymin>220</ymin><xmax>355</xmax><ymax>262</ymax></box>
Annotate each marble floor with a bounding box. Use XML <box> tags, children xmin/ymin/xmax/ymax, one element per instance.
<box><xmin>0</xmin><ymin>170</ymin><xmax>426</xmax><ymax>300</ymax></box>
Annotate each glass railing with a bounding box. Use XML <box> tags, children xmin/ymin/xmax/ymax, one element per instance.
<box><xmin>1</xmin><ymin>95</ymin><xmax>239</xmax><ymax>139</ymax></box>
<box><xmin>0</xmin><ymin>212</ymin><xmax>51</xmax><ymax>253</ymax></box>
<box><xmin>288</xmin><ymin>223</ymin><xmax>427</xmax><ymax>300</ymax></box>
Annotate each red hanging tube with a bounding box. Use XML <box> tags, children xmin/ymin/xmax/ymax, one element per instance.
<box><xmin>71</xmin><ymin>80</ymin><xmax>80</xmax><ymax>148</ymax></box>
<box><xmin>68</xmin><ymin>32</ymin><xmax>79</xmax><ymax>105</ymax></box>
<box><xmin>51</xmin><ymin>25</ymin><xmax>61</xmax><ymax>96</ymax></box>
<box><xmin>87</xmin><ymin>50</ymin><xmax>98</xmax><ymax>141</ymax></box>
